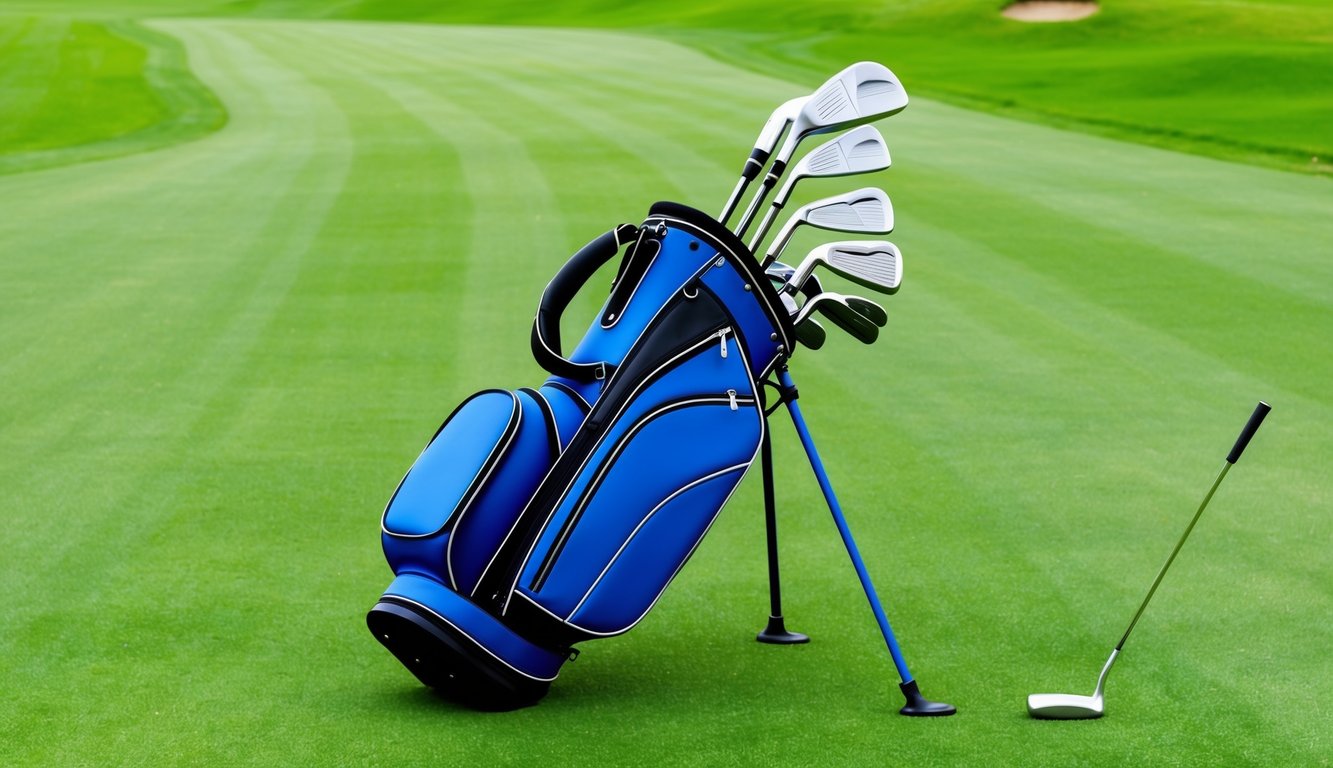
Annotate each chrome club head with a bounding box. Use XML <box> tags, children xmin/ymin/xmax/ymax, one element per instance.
<box><xmin>788</xmin><ymin>240</ymin><xmax>903</xmax><ymax>296</ymax></box>
<box><xmin>762</xmin><ymin>188</ymin><xmax>894</xmax><ymax>267</ymax></box>
<box><xmin>748</xmin><ymin>126</ymin><xmax>892</xmax><ymax>251</ymax></box>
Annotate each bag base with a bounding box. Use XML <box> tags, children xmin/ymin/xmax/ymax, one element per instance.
<box><xmin>367</xmin><ymin>574</ymin><xmax>565</xmax><ymax>710</ymax></box>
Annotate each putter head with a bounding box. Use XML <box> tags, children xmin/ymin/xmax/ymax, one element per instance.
<box><xmin>1026</xmin><ymin>692</ymin><xmax>1105</xmax><ymax>720</ymax></box>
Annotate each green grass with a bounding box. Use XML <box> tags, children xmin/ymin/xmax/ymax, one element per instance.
<box><xmin>1</xmin><ymin>8</ymin><xmax>1329</xmax><ymax>768</ymax></box>
<box><xmin>3</xmin><ymin>1</ymin><xmax>1333</xmax><ymax>174</ymax></box>
<box><xmin>0</xmin><ymin>16</ymin><xmax>224</xmax><ymax>174</ymax></box>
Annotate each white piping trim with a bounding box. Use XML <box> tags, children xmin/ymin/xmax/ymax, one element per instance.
<box><xmin>600</xmin><ymin>230</ymin><xmax>660</xmax><ymax>330</ymax></box>
<box><xmin>644</xmin><ymin>213</ymin><xmax>793</xmax><ymax>355</ymax></box>
<box><xmin>566</xmin><ymin>461</ymin><xmax>752</xmax><ymax>620</ymax></box>
<box><xmin>528</xmin><ymin>390</ymin><xmax>757</xmax><ymax>592</ymax></box>
<box><xmin>381</xmin><ymin>391</ymin><xmax>520</xmax><ymax>542</ymax></box>
<box><xmin>523</xmin><ymin>324</ymin><xmax>768</xmax><ymax>637</ymax></box>
<box><xmin>380</xmin><ymin>595</ymin><xmax>561</xmax><ymax>682</ymax></box>
<box><xmin>499</xmin><ymin>326</ymin><xmax>734</xmax><ymax>614</ymax></box>
<box><xmin>444</xmin><ymin>394</ymin><xmax>530</xmax><ymax>590</ymax></box>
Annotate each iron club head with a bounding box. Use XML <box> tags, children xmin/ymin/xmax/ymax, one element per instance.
<box><xmin>748</xmin><ymin>126</ymin><xmax>892</xmax><ymax>251</ymax></box>
<box><xmin>763</xmin><ymin>188</ymin><xmax>894</xmax><ymax>267</ymax></box>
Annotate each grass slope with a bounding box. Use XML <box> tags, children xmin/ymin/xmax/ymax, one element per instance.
<box><xmin>0</xmin><ymin>16</ymin><xmax>224</xmax><ymax>174</ymax></box>
<box><xmin>1</xmin><ymin>19</ymin><xmax>1328</xmax><ymax>766</ymax></box>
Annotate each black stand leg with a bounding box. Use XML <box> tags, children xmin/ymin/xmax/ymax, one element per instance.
<box><xmin>756</xmin><ymin>425</ymin><xmax>809</xmax><ymax>645</ymax></box>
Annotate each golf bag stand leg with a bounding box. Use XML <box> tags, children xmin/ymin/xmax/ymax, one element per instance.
<box><xmin>756</xmin><ymin>383</ymin><xmax>809</xmax><ymax>643</ymax></box>
<box><xmin>776</xmin><ymin>366</ymin><xmax>955</xmax><ymax>717</ymax></box>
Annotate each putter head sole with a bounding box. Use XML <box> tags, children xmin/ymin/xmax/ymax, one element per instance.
<box><xmin>1026</xmin><ymin>692</ymin><xmax>1104</xmax><ymax>720</ymax></box>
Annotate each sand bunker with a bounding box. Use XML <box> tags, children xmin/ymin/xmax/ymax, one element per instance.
<box><xmin>1002</xmin><ymin>1</ymin><xmax>1100</xmax><ymax>22</ymax></box>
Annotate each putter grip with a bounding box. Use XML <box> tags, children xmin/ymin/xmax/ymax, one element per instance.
<box><xmin>1226</xmin><ymin>401</ymin><xmax>1271</xmax><ymax>464</ymax></box>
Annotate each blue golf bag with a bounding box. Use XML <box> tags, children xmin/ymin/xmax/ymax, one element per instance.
<box><xmin>368</xmin><ymin>202</ymin><xmax>795</xmax><ymax>709</ymax></box>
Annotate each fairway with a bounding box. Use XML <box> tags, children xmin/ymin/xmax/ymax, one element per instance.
<box><xmin>1</xmin><ymin>15</ymin><xmax>1329</xmax><ymax>768</ymax></box>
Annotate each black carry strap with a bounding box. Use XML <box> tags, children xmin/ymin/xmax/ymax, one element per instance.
<box><xmin>531</xmin><ymin>223</ymin><xmax>638</xmax><ymax>382</ymax></box>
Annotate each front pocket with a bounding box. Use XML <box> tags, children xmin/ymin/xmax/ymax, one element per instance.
<box><xmin>519</xmin><ymin>389</ymin><xmax>762</xmax><ymax>632</ymax></box>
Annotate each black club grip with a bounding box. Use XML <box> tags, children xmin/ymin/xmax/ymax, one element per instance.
<box><xmin>1226</xmin><ymin>401</ymin><xmax>1271</xmax><ymax>464</ymax></box>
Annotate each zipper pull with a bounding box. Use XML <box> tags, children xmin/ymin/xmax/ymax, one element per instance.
<box><xmin>727</xmin><ymin>389</ymin><xmax>738</xmax><ymax>411</ymax></box>
<box><xmin>719</xmin><ymin>333</ymin><xmax>729</xmax><ymax>359</ymax></box>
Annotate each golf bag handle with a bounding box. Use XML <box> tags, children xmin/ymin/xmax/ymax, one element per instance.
<box><xmin>531</xmin><ymin>224</ymin><xmax>639</xmax><ymax>382</ymax></box>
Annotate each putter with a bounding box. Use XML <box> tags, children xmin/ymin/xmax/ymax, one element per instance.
<box><xmin>719</xmin><ymin>96</ymin><xmax>808</xmax><ymax>226</ymax></box>
<box><xmin>1027</xmin><ymin>401</ymin><xmax>1272</xmax><ymax>720</ymax></box>
<box><xmin>761</xmin><ymin>188</ymin><xmax>894</xmax><ymax>269</ymax></box>
<box><xmin>734</xmin><ymin>62</ymin><xmax>908</xmax><ymax>237</ymax></box>
<box><xmin>747</xmin><ymin>125</ymin><xmax>891</xmax><ymax>252</ymax></box>
<box><xmin>786</xmin><ymin>241</ymin><xmax>903</xmax><ymax>297</ymax></box>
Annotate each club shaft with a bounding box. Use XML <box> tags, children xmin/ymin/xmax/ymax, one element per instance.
<box><xmin>1116</xmin><ymin>461</ymin><xmax>1231</xmax><ymax>651</ymax></box>
<box><xmin>747</xmin><ymin>204</ymin><xmax>781</xmax><ymax>253</ymax></box>
<box><xmin>719</xmin><ymin>177</ymin><xmax>750</xmax><ymax>226</ymax></box>
<box><xmin>735</xmin><ymin>178</ymin><xmax>776</xmax><ymax>239</ymax></box>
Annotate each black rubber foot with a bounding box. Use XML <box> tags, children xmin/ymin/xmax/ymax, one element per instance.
<box><xmin>367</xmin><ymin>600</ymin><xmax>549</xmax><ymax>711</ymax></box>
<box><xmin>756</xmin><ymin>616</ymin><xmax>810</xmax><ymax>645</ymax></box>
<box><xmin>898</xmin><ymin>679</ymin><xmax>956</xmax><ymax>717</ymax></box>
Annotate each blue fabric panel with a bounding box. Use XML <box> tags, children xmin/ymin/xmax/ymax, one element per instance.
<box><xmin>531</xmin><ymin>403</ymin><xmax>759</xmax><ymax>619</ymax></box>
<box><xmin>699</xmin><ymin>260</ymin><xmax>783</xmax><ymax>378</ymax></box>
<box><xmin>517</xmin><ymin>335</ymin><xmax>754</xmax><ymax>589</ymax></box>
<box><xmin>568</xmin><ymin>228</ymin><xmax>712</xmax><ymax>372</ymax></box>
<box><xmin>537</xmin><ymin>383</ymin><xmax>590</xmax><ymax>449</ymax></box>
<box><xmin>567</xmin><ymin>467</ymin><xmax>745</xmax><ymax>634</ymax></box>
<box><xmin>382</xmin><ymin>573</ymin><xmax>566</xmax><ymax>681</ymax></box>
<box><xmin>382</xmin><ymin>391</ymin><xmax>517</xmax><ymax>538</ymax></box>
<box><xmin>446</xmin><ymin>389</ymin><xmax>557</xmax><ymax>594</ymax></box>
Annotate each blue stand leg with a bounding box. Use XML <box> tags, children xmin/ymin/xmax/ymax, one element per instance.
<box><xmin>776</xmin><ymin>367</ymin><xmax>955</xmax><ymax>717</ymax></box>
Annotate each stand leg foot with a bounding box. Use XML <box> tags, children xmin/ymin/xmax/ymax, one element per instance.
<box><xmin>898</xmin><ymin>680</ymin><xmax>956</xmax><ymax>717</ymax></box>
<box><xmin>756</xmin><ymin>615</ymin><xmax>810</xmax><ymax>645</ymax></box>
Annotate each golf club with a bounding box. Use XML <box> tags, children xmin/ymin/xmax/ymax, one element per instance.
<box><xmin>845</xmin><ymin>295</ymin><xmax>887</xmax><ymax>327</ymax></box>
<box><xmin>746</xmin><ymin>125</ymin><xmax>891</xmax><ymax>252</ymax></box>
<box><xmin>793</xmin><ymin>292</ymin><xmax>879</xmax><ymax>344</ymax></box>
<box><xmin>772</xmin><ymin>269</ymin><xmax>876</xmax><ymax>346</ymax></box>
<box><xmin>785</xmin><ymin>241</ymin><xmax>903</xmax><ymax>297</ymax></box>
<box><xmin>733</xmin><ymin>62</ymin><xmax>908</xmax><ymax>237</ymax></box>
<box><xmin>1027</xmin><ymin>401</ymin><xmax>1272</xmax><ymax>720</ymax></box>
<box><xmin>719</xmin><ymin>96</ymin><xmax>808</xmax><ymax>226</ymax></box>
<box><xmin>794</xmin><ymin>316</ymin><xmax>827</xmax><ymax>350</ymax></box>
<box><xmin>760</xmin><ymin>188</ymin><xmax>893</xmax><ymax>269</ymax></box>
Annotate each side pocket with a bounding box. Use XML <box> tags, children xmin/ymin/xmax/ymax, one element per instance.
<box><xmin>380</xmin><ymin>389</ymin><xmax>556</xmax><ymax>592</ymax></box>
